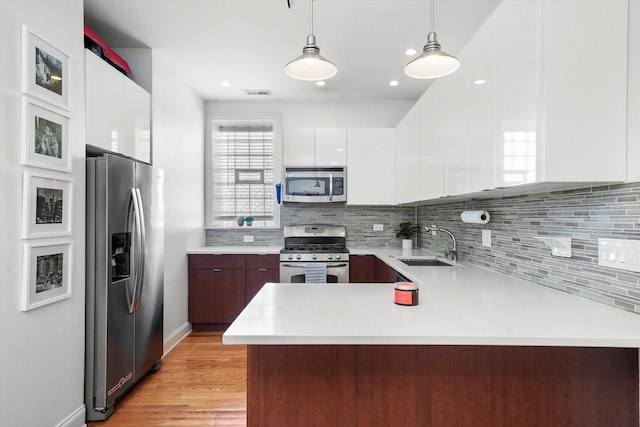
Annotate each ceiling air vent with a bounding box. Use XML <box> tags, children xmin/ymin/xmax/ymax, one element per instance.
<box><xmin>244</xmin><ymin>90</ymin><xmax>271</xmax><ymax>96</ymax></box>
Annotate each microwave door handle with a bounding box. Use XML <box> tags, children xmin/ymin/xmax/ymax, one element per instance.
<box><xmin>329</xmin><ymin>173</ymin><xmax>333</xmax><ymax>201</ymax></box>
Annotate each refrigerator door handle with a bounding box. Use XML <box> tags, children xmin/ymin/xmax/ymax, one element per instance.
<box><xmin>132</xmin><ymin>188</ymin><xmax>146</xmax><ymax>312</ymax></box>
<box><xmin>129</xmin><ymin>188</ymin><xmax>143</xmax><ymax>314</ymax></box>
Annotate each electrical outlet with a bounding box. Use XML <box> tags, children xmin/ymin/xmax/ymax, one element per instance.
<box><xmin>373</xmin><ymin>224</ymin><xmax>384</xmax><ymax>231</ymax></box>
<box><xmin>598</xmin><ymin>238</ymin><xmax>640</xmax><ymax>272</ymax></box>
<box><xmin>482</xmin><ymin>230</ymin><xmax>491</xmax><ymax>247</ymax></box>
<box><xmin>244</xmin><ymin>235</ymin><xmax>254</xmax><ymax>243</ymax></box>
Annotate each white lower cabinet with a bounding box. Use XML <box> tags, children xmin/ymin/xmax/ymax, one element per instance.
<box><xmin>85</xmin><ymin>50</ymin><xmax>151</xmax><ymax>162</ymax></box>
<box><xmin>347</xmin><ymin>128</ymin><xmax>397</xmax><ymax>205</ymax></box>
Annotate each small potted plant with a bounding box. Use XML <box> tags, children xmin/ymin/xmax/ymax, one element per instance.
<box><xmin>244</xmin><ymin>216</ymin><xmax>255</xmax><ymax>226</ymax></box>
<box><xmin>236</xmin><ymin>216</ymin><xmax>245</xmax><ymax>226</ymax></box>
<box><xmin>395</xmin><ymin>222</ymin><xmax>419</xmax><ymax>249</ymax></box>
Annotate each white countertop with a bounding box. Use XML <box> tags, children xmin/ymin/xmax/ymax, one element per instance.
<box><xmin>223</xmin><ymin>248</ymin><xmax>640</xmax><ymax>348</ymax></box>
<box><xmin>187</xmin><ymin>246</ymin><xmax>281</xmax><ymax>255</ymax></box>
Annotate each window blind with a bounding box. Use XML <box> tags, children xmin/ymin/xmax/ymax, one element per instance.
<box><xmin>210</xmin><ymin>123</ymin><xmax>276</xmax><ymax>227</ymax></box>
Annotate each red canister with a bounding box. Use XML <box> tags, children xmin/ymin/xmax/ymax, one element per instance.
<box><xmin>394</xmin><ymin>282</ymin><xmax>419</xmax><ymax>306</ymax></box>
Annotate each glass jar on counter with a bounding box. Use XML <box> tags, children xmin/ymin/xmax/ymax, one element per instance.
<box><xmin>394</xmin><ymin>282</ymin><xmax>419</xmax><ymax>306</ymax></box>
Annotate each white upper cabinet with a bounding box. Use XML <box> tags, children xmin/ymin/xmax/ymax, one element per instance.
<box><xmin>464</xmin><ymin>11</ymin><xmax>497</xmax><ymax>193</ymax></box>
<box><xmin>315</xmin><ymin>128</ymin><xmax>347</xmax><ymax>166</ymax></box>
<box><xmin>85</xmin><ymin>50</ymin><xmax>151</xmax><ymax>163</ymax></box>
<box><xmin>347</xmin><ymin>128</ymin><xmax>397</xmax><ymax>205</ymax></box>
<box><xmin>282</xmin><ymin>128</ymin><xmax>347</xmax><ymax>166</ymax></box>
<box><xmin>628</xmin><ymin>0</ymin><xmax>640</xmax><ymax>182</ymax></box>
<box><xmin>396</xmin><ymin>100</ymin><xmax>422</xmax><ymax>204</ymax></box>
<box><xmin>396</xmin><ymin>0</ymin><xmax>628</xmax><ymax>204</ymax></box>
<box><xmin>282</xmin><ymin>128</ymin><xmax>315</xmax><ymax>165</ymax></box>
<box><xmin>494</xmin><ymin>0</ymin><xmax>538</xmax><ymax>188</ymax></box>
<box><xmin>536</xmin><ymin>0</ymin><xmax>627</xmax><ymax>182</ymax></box>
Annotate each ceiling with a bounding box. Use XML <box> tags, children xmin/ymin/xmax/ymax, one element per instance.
<box><xmin>84</xmin><ymin>0</ymin><xmax>501</xmax><ymax>102</ymax></box>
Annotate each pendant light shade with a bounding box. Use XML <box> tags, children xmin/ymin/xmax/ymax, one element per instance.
<box><xmin>285</xmin><ymin>0</ymin><xmax>337</xmax><ymax>81</ymax></box>
<box><xmin>405</xmin><ymin>0</ymin><xmax>460</xmax><ymax>79</ymax></box>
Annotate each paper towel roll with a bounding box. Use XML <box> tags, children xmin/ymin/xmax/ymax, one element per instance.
<box><xmin>461</xmin><ymin>210</ymin><xmax>490</xmax><ymax>224</ymax></box>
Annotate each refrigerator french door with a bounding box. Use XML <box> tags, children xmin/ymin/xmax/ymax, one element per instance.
<box><xmin>85</xmin><ymin>152</ymin><xmax>164</xmax><ymax>421</ymax></box>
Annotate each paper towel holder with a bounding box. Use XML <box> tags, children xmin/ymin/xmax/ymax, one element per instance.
<box><xmin>535</xmin><ymin>236</ymin><xmax>572</xmax><ymax>258</ymax></box>
<box><xmin>460</xmin><ymin>210</ymin><xmax>491</xmax><ymax>224</ymax></box>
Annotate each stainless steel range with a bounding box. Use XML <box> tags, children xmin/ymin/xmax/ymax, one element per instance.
<box><xmin>280</xmin><ymin>225</ymin><xmax>349</xmax><ymax>283</ymax></box>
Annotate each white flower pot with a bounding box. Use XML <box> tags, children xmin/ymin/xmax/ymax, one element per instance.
<box><xmin>402</xmin><ymin>239</ymin><xmax>413</xmax><ymax>249</ymax></box>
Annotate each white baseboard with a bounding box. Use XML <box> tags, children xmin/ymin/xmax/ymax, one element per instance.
<box><xmin>163</xmin><ymin>321</ymin><xmax>192</xmax><ymax>356</ymax></box>
<box><xmin>56</xmin><ymin>404</ymin><xmax>85</xmax><ymax>427</ymax></box>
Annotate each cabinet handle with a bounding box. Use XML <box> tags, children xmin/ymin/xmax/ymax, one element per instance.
<box><xmin>212</xmin><ymin>268</ymin><xmax>222</xmax><ymax>272</ymax></box>
<box><xmin>258</xmin><ymin>268</ymin><xmax>267</xmax><ymax>271</ymax></box>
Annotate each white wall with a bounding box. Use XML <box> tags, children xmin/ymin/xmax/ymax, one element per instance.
<box><xmin>206</xmin><ymin>99</ymin><xmax>413</xmax><ymax>128</ymax></box>
<box><xmin>150</xmin><ymin>53</ymin><xmax>205</xmax><ymax>348</ymax></box>
<box><xmin>0</xmin><ymin>1</ymin><xmax>86</xmax><ymax>426</ymax></box>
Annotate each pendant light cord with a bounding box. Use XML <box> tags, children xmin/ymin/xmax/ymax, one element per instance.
<box><xmin>309</xmin><ymin>0</ymin><xmax>314</xmax><ymax>36</ymax></box>
<box><xmin>430</xmin><ymin>0</ymin><xmax>435</xmax><ymax>33</ymax></box>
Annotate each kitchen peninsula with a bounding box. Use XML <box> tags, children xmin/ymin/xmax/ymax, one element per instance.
<box><xmin>224</xmin><ymin>252</ymin><xmax>640</xmax><ymax>426</ymax></box>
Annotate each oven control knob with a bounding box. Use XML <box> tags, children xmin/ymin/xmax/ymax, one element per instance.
<box><xmin>288</xmin><ymin>254</ymin><xmax>293</xmax><ymax>260</ymax></box>
<box><xmin>327</xmin><ymin>255</ymin><xmax>333</xmax><ymax>260</ymax></box>
<box><xmin>296</xmin><ymin>255</ymin><xmax>301</xmax><ymax>260</ymax></box>
<box><xmin>312</xmin><ymin>255</ymin><xmax>317</xmax><ymax>260</ymax></box>
<box><xmin>336</xmin><ymin>255</ymin><xmax>341</xmax><ymax>260</ymax></box>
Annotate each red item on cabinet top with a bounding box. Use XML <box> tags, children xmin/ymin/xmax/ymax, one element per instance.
<box><xmin>84</xmin><ymin>25</ymin><xmax>132</xmax><ymax>75</ymax></box>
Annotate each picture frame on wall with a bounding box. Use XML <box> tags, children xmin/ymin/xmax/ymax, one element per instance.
<box><xmin>22</xmin><ymin>97</ymin><xmax>71</xmax><ymax>172</ymax></box>
<box><xmin>21</xmin><ymin>25</ymin><xmax>70</xmax><ymax>110</ymax></box>
<box><xmin>22</xmin><ymin>239</ymin><xmax>72</xmax><ymax>311</ymax></box>
<box><xmin>22</xmin><ymin>171</ymin><xmax>72</xmax><ymax>239</ymax></box>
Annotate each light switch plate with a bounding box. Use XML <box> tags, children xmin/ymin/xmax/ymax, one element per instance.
<box><xmin>482</xmin><ymin>230</ymin><xmax>491</xmax><ymax>247</ymax></box>
<box><xmin>244</xmin><ymin>235</ymin><xmax>254</xmax><ymax>243</ymax></box>
<box><xmin>373</xmin><ymin>224</ymin><xmax>384</xmax><ymax>231</ymax></box>
<box><xmin>598</xmin><ymin>238</ymin><xmax>640</xmax><ymax>273</ymax></box>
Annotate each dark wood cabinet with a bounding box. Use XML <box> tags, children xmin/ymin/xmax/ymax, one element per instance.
<box><xmin>188</xmin><ymin>268</ymin><xmax>245</xmax><ymax>324</ymax></box>
<box><xmin>188</xmin><ymin>253</ymin><xmax>279</xmax><ymax>328</ymax></box>
<box><xmin>374</xmin><ymin>256</ymin><xmax>398</xmax><ymax>283</ymax></box>
<box><xmin>349</xmin><ymin>255</ymin><xmax>375</xmax><ymax>283</ymax></box>
<box><xmin>350</xmin><ymin>254</ymin><xmax>398</xmax><ymax>283</ymax></box>
<box><xmin>245</xmin><ymin>254</ymin><xmax>279</xmax><ymax>304</ymax></box>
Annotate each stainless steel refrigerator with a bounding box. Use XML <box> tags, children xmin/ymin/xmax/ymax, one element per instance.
<box><xmin>85</xmin><ymin>151</ymin><xmax>164</xmax><ymax>421</ymax></box>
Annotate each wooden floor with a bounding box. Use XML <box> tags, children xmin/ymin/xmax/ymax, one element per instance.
<box><xmin>88</xmin><ymin>331</ymin><xmax>247</xmax><ymax>426</ymax></box>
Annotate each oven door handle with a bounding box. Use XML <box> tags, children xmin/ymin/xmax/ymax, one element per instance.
<box><xmin>281</xmin><ymin>263</ymin><xmax>348</xmax><ymax>268</ymax></box>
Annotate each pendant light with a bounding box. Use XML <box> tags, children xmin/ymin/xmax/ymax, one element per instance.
<box><xmin>405</xmin><ymin>0</ymin><xmax>460</xmax><ymax>79</ymax></box>
<box><xmin>285</xmin><ymin>0</ymin><xmax>337</xmax><ymax>81</ymax></box>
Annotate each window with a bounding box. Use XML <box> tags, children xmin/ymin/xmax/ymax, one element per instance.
<box><xmin>206</xmin><ymin>115</ymin><xmax>280</xmax><ymax>228</ymax></box>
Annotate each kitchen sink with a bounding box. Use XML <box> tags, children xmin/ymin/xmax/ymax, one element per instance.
<box><xmin>398</xmin><ymin>259</ymin><xmax>453</xmax><ymax>267</ymax></box>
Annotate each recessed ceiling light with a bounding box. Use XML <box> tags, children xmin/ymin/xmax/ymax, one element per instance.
<box><xmin>405</xmin><ymin>48</ymin><xmax>418</xmax><ymax>56</ymax></box>
<box><xmin>220</xmin><ymin>81</ymin><xmax>232</xmax><ymax>87</ymax></box>
<box><xmin>316</xmin><ymin>81</ymin><xmax>326</xmax><ymax>87</ymax></box>
<box><xmin>389</xmin><ymin>80</ymin><xmax>400</xmax><ymax>87</ymax></box>
<box><xmin>473</xmin><ymin>79</ymin><xmax>487</xmax><ymax>85</ymax></box>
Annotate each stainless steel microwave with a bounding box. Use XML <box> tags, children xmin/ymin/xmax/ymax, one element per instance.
<box><xmin>283</xmin><ymin>166</ymin><xmax>346</xmax><ymax>203</ymax></box>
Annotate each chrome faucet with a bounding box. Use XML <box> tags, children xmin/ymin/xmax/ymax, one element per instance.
<box><xmin>424</xmin><ymin>225</ymin><xmax>457</xmax><ymax>262</ymax></box>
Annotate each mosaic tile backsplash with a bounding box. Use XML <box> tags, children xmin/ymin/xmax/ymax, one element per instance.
<box><xmin>206</xmin><ymin>182</ymin><xmax>640</xmax><ymax>314</ymax></box>
<box><xmin>417</xmin><ymin>183</ymin><xmax>640</xmax><ymax>315</ymax></box>
<box><xmin>205</xmin><ymin>203</ymin><xmax>417</xmax><ymax>248</ymax></box>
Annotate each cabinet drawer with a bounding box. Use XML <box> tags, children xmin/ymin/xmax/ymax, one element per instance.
<box><xmin>246</xmin><ymin>254</ymin><xmax>279</xmax><ymax>269</ymax></box>
<box><xmin>189</xmin><ymin>254</ymin><xmax>245</xmax><ymax>269</ymax></box>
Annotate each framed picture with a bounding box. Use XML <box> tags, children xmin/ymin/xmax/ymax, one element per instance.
<box><xmin>23</xmin><ymin>172</ymin><xmax>72</xmax><ymax>239</ymax></box>
<box><xmin>22</xmin><ymin>239</ymin><xmax>72</xmax><ymax>311</ymax></box>
<box><xmin>22</xmin><ymin>25</ymin><xmax>70</xmax><ymax>110</ymax></box>
<box><xmin>22</xmin><ymin>98</ymin><xmax>71</xmax><ymax>172</ymax></box>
